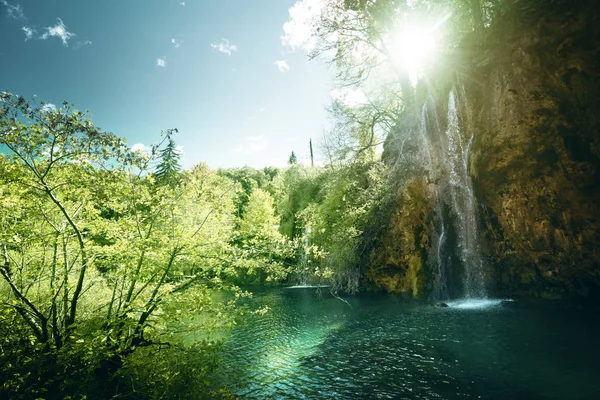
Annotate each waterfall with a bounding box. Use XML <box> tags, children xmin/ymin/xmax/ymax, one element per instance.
<box><xmin>393</xmin><ymin>87</ymin><xmax>486</xmax><ymax>300</ymax></box>
<box><xmin>442</xmin><ymin>89</ymin><xmax>487</xmax><ymax>298</ymax></box>
<box><xmin>295</xmin><ymin>225</ymin><xmax>312</xmax><ymax>286</ymax></box>
<box><xmin>418</xmin><ymin>97</ymin><xmax>450</xmax><ymax>300</ymax></box>
<box><xmin>432</xmin><ymin>221</ymin><xmax>450</xmax><ymax>300</ymax></box>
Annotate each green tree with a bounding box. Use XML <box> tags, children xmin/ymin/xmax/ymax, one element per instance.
<box><xmin>218</xmin><ymin>166</ymin><xmax>270</xmax><ymax>218</ymax></box>
<box><xmin>0</xmin><ymin>93</ymin><xmax>248</xmax><ymax>397</ymax></box>
<box><xmin>236</xmin><ymin>188</ymin><xmax>292</xmax><ymax>283</ymax></box>
<box><xmin>154</xmin><ymin>128</ymin><xmax>182</xmax><ymax>187</ymax></box>
<box><xmin>288</xmin><ymin>151</ymin><xmax>298</xmax><ymax>165</ymax></box>
<box><xmin>305</xmin><ymin>161</ymin><xmax>387</xmax><ymax>293</ymax></box>
<box><xmin>0</xmin><ymin>92</ymin><xmax>132</xmax><ymax>347</ymax></box>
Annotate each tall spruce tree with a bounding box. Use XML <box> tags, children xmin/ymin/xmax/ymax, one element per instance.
<box><xmin>288</xmin><ymin>151</ymin><xmax>297</xmax><ymax>165</ymax></box>
<box><xmin>155</xmin><ymin>129</ymin><xmax>182</xmax><ymax>187</ymax></box>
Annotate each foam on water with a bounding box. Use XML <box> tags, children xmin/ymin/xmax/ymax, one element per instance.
<box><xmin>445</xmin><ymin>298</ymin><xmax>512</xmax><ymax>310</ymax></box>
<box><xmin>284</xmin><ymin>285</ymin><xmax>330</xmax><ymax>289</ymax></box>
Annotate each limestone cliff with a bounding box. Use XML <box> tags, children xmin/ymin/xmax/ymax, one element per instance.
<box><xmin>467</xmin><ymin>0</ymin><xmax>600</xmax><ymax>298</ymax></box>
<box><xmin>365</xmin><ymin>0</ymin><xmax>600</xmax><ymax>299</ymax></box>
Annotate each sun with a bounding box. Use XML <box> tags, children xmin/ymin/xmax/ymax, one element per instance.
<box><xmin>387</xmin><ymin>11</ymin><xmax>452</xmax><ymax>86</ymax></box>
<box><xmin>390</xmin><ymin>25</ymin><xmax>437</xmax><ymax>85</ymax></box>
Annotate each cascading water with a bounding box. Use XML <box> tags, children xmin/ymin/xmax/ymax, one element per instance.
<box><xmin>442</xmin><ymin>89</ymin><xmax>486</xmax><ymax>298</ymax></box>
<box><xmin>392</xmin><ymin>86</ymin><xmax>486</xmax><ymax>301</ymax></box>
<box><xmin>432</xmin><ymin>223</ymin><xmax>450</xmax><ymax>300</ymax></box>
<box><xmin>418</xmin><ymin>97</ymin><xmax>451</xmax><ymax>300</ymax></box>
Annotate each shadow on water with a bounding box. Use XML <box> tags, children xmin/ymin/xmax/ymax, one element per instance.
<box><xmin>216</xmin><ymin>288</ymin><xmax>600</xmax><ymax>399</ymax></box>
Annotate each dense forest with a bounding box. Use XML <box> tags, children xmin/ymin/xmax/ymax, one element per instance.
<box><xmin>2</xmin><ymin>0</ymin><xmax>599</xmax><ymax>398</ymax></box>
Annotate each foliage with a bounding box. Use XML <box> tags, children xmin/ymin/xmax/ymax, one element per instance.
<box><xmin>234</xmin><ymin>188</ymin><xmax>294</xmax><ymax>284</ymax></box>
<box><xmin>0</xmin><ymin>92</ymin><xmax>263</xmax><ymax>398</ymax></box>
<box><xmin>303</xmin><ymin>161</ymin><xmax>388</xmax><ymax>293</ymax></box>
<box><xmin>272</xmin><ymin>164</ymin><xmax>325</xmax><ymax>238</ymax></box>
<box><xmin>217</xmin><ymin>166</ymin><xmax>276</xmax><ymax>218</ymax></box>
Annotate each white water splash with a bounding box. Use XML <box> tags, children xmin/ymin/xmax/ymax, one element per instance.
<box><xmin>446</xmin><ymin>298</ymin><xmax>511</xmax><ymax>310</ymax></box>
<box><xmin>285</xmin><ymin>285</ymin><xmax>330</xmax><ymax>289</ymax></box>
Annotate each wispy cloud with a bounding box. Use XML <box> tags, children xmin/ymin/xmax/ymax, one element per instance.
<box><xmin>1</xmin><ymin>0</ymin><xmax>25</xmax><ymax>20</ymax></box>
<box><xmin>281</xmin><ymin>0</ymin><xmax>324</xmax><ymax>53</ymax></box>
<box><xmin>22</xmin><ymin>26</ymin><xmax>35</xmax><ymax>40</ymax></box>
<box><xmin>179</xmin><ymin>1</ymin><xmax>185</xmax><ymax>6</ymax></box>
<box><xmin>171</xmin><ymin>38</ymin><xmax>182</xmax><ymax>48</ymax></box>
<box><xmin>274</xmin><ymin>60</ymin><xmax>290</xmax><ymax>72</ymax></box>
<box><xmin>156</xmin><ymin>57</ymin><xmax>166</xmax><ymax>68</ymax></box>
<box><xmin>74</xmin><ymin>40</ymin><xmax>92</xmax><ymax>49</ymax></box>
<box><xmin>234</xmin><ymin>135</ymin><xmax>268</xmax><ymax>154</ymax></box>
<box><xmin>210</xmin><ymin>38</ymin><xmax>237</xmax><ymax>56</ymax></box>
<box><xmin>40</xmin><ymin>18</ymin><xmax>75</xmax><ymax>46</ymax></box>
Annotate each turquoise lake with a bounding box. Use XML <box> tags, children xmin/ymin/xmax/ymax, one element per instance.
<box><xmin>216</xmin><ymin>287</ymin><xmax>600</xmax><ymax>399</ymax></box>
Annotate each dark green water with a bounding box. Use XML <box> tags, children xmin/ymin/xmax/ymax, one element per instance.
<box><xmin>216</xmin><ymin>288</ymin><xmax>600</xmax><ymax>399</ymax></box>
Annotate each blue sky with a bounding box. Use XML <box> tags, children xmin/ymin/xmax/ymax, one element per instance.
<box><xmin>0</xmin><ymin>0</ymin><xmax>334</xmax><ymax>169</ymax></box>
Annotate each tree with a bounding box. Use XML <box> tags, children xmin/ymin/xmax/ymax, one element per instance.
<box><xmin>218</xmin><ymin>166</ymin><xmax>271</xmax><ymax>218</ymax></box>
<box><xmin>288</xmin><ymin>151</ymin><xmax>298</xmax><ymax>165</ymax></box>
<box><xmin>236</xmin><ymin>189</ymin><xmax>292</xmax><ymax>283</ymax></box>
<box><xmin>0</xmin><ymin>93</ymin><xmax>248</xmax><ymax>397</ymax></box>
<box><xmin>154</xmin><ymin>128</ymin><xmax>182</xmax><ymax>187</ymax></box>
<box><xmin>304</xmin><ymin>161</ymin><xmax>387</xmax><ymax>293</ymax></box>
<box><xmin>0</xmin><ymin>92</ymin><xmax>132</xmax><ymax>347</ymax></box>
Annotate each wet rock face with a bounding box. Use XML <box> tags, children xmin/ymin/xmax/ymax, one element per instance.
<box><xmin>365</xmin><ymin>178</ymin><xmax>433</xmax><ymax>299</ymax></box>
<box><xmin>468</xmin><ymin>2</ymin><xmax>600</xmax><ymax>298</ymax></box>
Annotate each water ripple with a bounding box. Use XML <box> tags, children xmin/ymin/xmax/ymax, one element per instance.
<box><xmin>215</xmin><ymin>289</ymin><xmax>600</xmax><ymax>400</ymax></box>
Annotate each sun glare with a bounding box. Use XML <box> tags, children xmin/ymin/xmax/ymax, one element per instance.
<box><xmin>391</xmin><ymin>26</ymin><xmax>436</xmax><ymax>85</ymax></box>
<box><xmin>388</xmin><ymin>12</ymin><xmax>452</xmax><ymax>85</ymax></box>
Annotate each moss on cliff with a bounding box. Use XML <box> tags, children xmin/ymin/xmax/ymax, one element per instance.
<box><xmin>365</xmin><ymin>178</ymin><xmax>433</xmax><ymax>299</ymax></box>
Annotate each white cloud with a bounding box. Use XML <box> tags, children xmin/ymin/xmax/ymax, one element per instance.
<box><xmin>234</xmin><ymin>135</ymin><xmax>268</xmax><ymax>154</ymax></box>
<box><xmin>41</xmin><ymin>103</ymin><xmax>57</xmax><ymax>112</ymax></box>
<box><xmin>210</xmin><ymin>38</ymin><xmax>237</xmax><ymax>56</ymax></box>
<box><xmin>156</xmin><ymin>57</ymin><xmax>166</xmax><ymax>68</ymax></box>
<box><xmin>171</xmin><ymin>38</ymin><xmax>182</xmax><ymax>48</ymax></box>
<box><xmin>330</xmin><ymin>87</ymin><xmax>368</xmax><ymax>108</ymax></box>
<box><xmin>281</xmin><ymin>0</ymin><xmax>324</xmax><ymax>53</ymax></box>
<box><xmin>131</xmin><ymin>143</ymin><xmax>151</xmax><ymax>153</ymax></box>
<box><xmin>40</xmin><ymin>18</ymin><xmax>75</xmax><ymax>46</ymax></box>
<box><xmin>1</xmin><ymin>0</ymin><xmax>25</xmax><ymax>20</ymax></box>
<box><xmin>274</xmin><ymin>60</ymin><xmax>290</xmax><ymax>72</ymax></box>
<box><xmin>179</xmin><ymin>1</ymin><xmax>185</xmax><ymax>6</ymax></box>
<box><xmin>22</xmin><ymin>26</ymin><xmax>35</xmax><ymax>40</ymax></box>
<box><xmin>175</xmin><ymin>145</ymin><xmax>184</xmax><ymax>155</ymax></box>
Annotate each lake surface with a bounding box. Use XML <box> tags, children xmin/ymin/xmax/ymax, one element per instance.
<box><xmin>216</xmin><ymin>287</ymin><xmax>600</xmax><ymax>399</ymax></box>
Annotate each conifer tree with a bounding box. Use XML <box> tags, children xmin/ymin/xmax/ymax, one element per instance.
<box><xmin>288</xmin><ymin>151</ymin><xmax>297</xmax><ymax>165</ymax></box>
<box><xmin>155</xmin><ymin>129</ymin><xmax>182</xmax><ymax>187</ymax></box>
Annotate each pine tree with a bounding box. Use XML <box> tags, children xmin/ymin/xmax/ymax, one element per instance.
<box><xmin>288</xmin><ymin>151</ymin><xmax>297</xmax><ymax>165</ymax></box>
<box><xmin>155</xmin><ymin>130</ymin><xmax>182</xmax><ymax>187</ymax></box>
